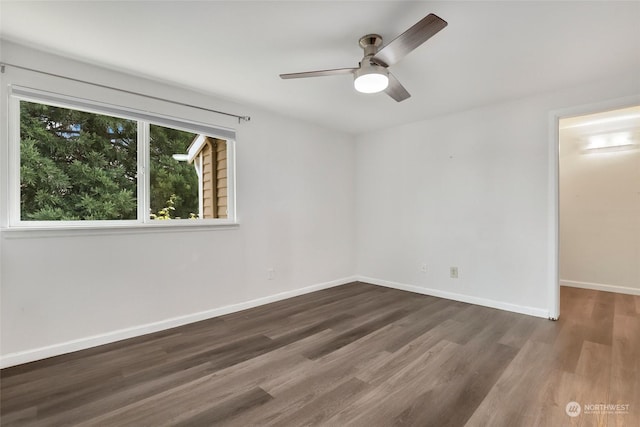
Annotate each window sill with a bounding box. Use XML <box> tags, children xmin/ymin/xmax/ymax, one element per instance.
<box><xmin>0</xmin><ymin>221</ymin><xmax>240</xmax><ymax>239</ymax></box>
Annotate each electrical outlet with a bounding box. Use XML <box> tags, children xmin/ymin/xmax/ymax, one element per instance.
<box><xmin>450</xmin><ymin>267</ymin><xmax>458</xmax><ymax>279</ymax></box>
<box><xmin>420</xmin><ymin>263</ymin><xmax>428</xmax><ymax>273</ymax></box>
<box><xmin>267</xmin><ymin>268</ymin><xmax>276</xmax><ymax>280</ymax></box>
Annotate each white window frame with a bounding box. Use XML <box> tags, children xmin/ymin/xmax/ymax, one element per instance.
<box><xmin>6</xmin><ymin>86</ymin><xmax>237</xmax><ymax>230</ymax></box>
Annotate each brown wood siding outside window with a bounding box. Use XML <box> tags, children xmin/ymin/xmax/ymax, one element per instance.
<box><xmin>200</xmin><ymin>137</ymin><xmax>227</xmax><ymax>219</ymax></box>
<box><xmin>215</xmin><ymin>140</ymin><xmax>228</xmax><ymax>219</ymax></box>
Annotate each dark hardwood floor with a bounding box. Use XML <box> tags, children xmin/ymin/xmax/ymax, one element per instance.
<box><xmin>1</xmin><ymin>283</ymin><xmax>638</xmax><ymax>426</ymax></box>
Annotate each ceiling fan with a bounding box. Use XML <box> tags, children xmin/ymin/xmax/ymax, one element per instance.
<box><xmin>279</xmin><ymin>13</ymin><xmax>448</xmax><ymax>102</ymax></box>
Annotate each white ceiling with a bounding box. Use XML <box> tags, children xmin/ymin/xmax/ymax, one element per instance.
<box><xmin>1</xmin><ymin>1</ymin><xmax>639</xmax><ymax>135</ymax></box>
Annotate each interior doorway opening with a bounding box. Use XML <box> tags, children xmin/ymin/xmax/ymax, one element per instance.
<box><xmin>555</xmin><ymin>105</ymin><xmax>640</xmax><ymax>318</ymax></box>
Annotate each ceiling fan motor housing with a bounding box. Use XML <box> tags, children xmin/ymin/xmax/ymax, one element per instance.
<box><xmin>359</xmin><ymin>34</ymin><xmax>384</xmax><ymax>58</ymax></box>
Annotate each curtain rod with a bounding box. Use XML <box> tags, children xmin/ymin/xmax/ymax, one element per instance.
<box><xmin>0</xmin><ymin>62</ymin><xmax>251</xmax><ymax>123</ymax></box>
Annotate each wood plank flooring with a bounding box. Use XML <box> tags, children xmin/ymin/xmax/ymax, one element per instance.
<box><xmin>1</xmin><ymin>283</ymin><xmax>639</xmax><ymax>426</ymax></box>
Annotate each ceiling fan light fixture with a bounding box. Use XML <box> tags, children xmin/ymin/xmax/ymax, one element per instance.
<box><xmin>354</xmin><ymin>64</ymin><xmax>389</xmax><ymax>94</ymax></box>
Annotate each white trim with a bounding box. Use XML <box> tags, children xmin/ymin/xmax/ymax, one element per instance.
<box><xmin>138</xmin><ymin>121</ymin><xmax>149</xmax><ymax>222</ymax></box>
<box><xmin>187</xmin><ymin>134</ymin><xmax>207</xmax><ymax>163</ymax></box>
<box><xmin>0</xmin><ymin>276</ymin><xmax>357</xmax><ymax>368</ymax></box>
<box><xmin>1</xmin><ymin>220</ymin><xmax>240</xmax><ymax>239</ymax></box>
<box><xmin>560</xmin><ymin>280</ymin><xmax>640</xmax><ymax>296</ymax></box>
<box><xmin>357</xmin><ymin>276</ymin><xmax>550</xmax><ymax>319</ymax></box>
<box><xmin>547</xmin><ymin>94</ymin><xmax>640</xmax><ymax>321</ymax></box>
<box><xmin>547</xmin><ymin>110</ymin><xmax>560</xmax><ymax>320</ymax></box>
<box><xmin>225</xmin><ymin>139</ymin><xmax>237</xmax><ymax>221</ymax></box>
<box><xmin>196</xmin><ymin>152</ymin><xmax>203</xmax><ymax>218</ymax></box>
<box><xmin>7</xmin><ymin>94</ymin><xmax>20</xmax><ymax>228</ymax></box>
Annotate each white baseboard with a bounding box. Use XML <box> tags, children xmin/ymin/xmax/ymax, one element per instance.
<box><xmin>0</xmin><ymin>276</ymin><xmax>357</xmax><ymax>369</ymax></box>
<box><xmin>560</xmin><ymin>280</ymin><xmax>640</xmax><ymax>296</ymax></box>
<box><xmin>357</xmin><ymin>276</ymin><xmax>550</xmax><ymax>319</ymax></box>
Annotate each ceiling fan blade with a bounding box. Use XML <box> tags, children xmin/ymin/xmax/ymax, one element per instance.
<box><xmin>280</xmin><ymin>68</ymin><xmax>357</xmax><ymax>79</ymax></box>
<box><xmin>372</xmin><ymin>13</ymin><xmax>447</xmax><ymax>67</ymax></box>
<box><xmin>385</xmin><ymin>72</ymin><xmax>411</xmax><ymax>102</ymax></box>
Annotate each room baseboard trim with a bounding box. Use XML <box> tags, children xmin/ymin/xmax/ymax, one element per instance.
<box><xmin>357</xmin><ymin>276</ymin><xmax>549</xmax><ymax>319</ymax></box>
<box><xmin>560</xmin><ymin>280</ymin><xmax>640</xmax><ymax>296</ymax></box>
<box><xmin>0</xmin><ymin>276</ymin><xmax>358</xmax><ymax>369</ymax></box>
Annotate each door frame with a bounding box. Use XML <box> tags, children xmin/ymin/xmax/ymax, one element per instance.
<box><xmin>547</xmin><ymin>94</ymin><xmax>640</xmax><ymax>320</ymax></box>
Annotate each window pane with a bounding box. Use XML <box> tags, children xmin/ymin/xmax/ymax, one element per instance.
<box><xmin>149</xmin><ymin>125</ymin><xmax>199</xmax><ymax>219</ymax></box>
<box><xmin>149</xmin><ymin>125</ymin><xmax>229</xmax><ymax>220</ymax></box>
<box><xmin>19</xmin><ymin>100</ymin><xmax>138</xmax><ymax>220</ymax></box>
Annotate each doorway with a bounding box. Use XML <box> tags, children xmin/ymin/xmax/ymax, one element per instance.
<box><xmin>555</xmin><ymin>105</ymin><xmax>640</xmax><ymax>317</ymax></box>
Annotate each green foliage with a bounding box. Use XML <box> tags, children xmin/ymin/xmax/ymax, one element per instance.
<box><xmin>150</xmin><ymin>194</ymin><xmax>198</xmax><ymax>220</ymax></box>
<box><xmin>150</xmin><ymin>193</ymin><xmax>177</xmax><ymax>220</ymax></box>
<box><xmin>19</xmin><ymin>101</ymin><xmax>199</xmax><ymax>221</ymax></box>
<box><xmin>149</xmin><ymin>125</ymin><xmax>198</xmax><ymax>219</ymax></box>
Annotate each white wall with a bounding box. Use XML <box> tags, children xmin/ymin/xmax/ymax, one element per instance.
<box><xmin>559</xmin><ymin>122</ymin><xmax>640</xmax><ymax>294</ymax></box>
<box><xmin>355</xmin><ymin>72</ymin><xmax>640</xmax><ymax>317</ymax></box>
<box><xmin>2</xmin><ymin>40</ymin><xmax>639</xmax><ymax>368</ymax></box>
<box><xmin>0</xmin><ymin>41</ymin><xmax>356</xmax><ymax>366</ymax></box>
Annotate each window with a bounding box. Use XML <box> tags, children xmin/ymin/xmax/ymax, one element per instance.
<box><xmin>19</xmin><ymin>101</ymin><xmax>139</xmax><ymax>221</ymax></box>
<box><xmin>149</xmin><ymin>125</ymin><xmax>229</xmax><ymax>220</ymax></box>
<box><xmin>7</xmin><ymin>87</ymin><xmax>236</xmax><ymax>228</ymax></box>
